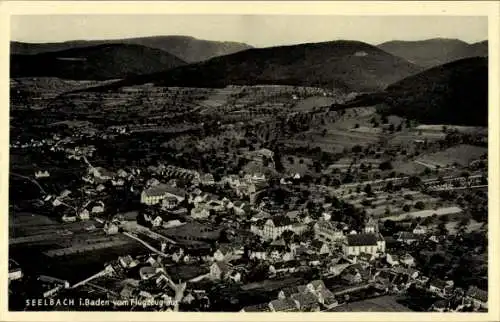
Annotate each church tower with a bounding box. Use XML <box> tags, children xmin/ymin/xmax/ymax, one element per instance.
<box><xmin>364</xmin><ymin>216</ymin><xmax>379</xmax><ymax>234</ymax></box>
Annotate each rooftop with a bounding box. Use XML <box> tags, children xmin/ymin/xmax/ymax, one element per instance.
<box><xmin>346</xmin><ymin>233</ymin><xmax>378</xmax><ymax>246</ymax></box>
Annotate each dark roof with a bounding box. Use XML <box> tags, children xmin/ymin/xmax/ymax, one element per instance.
<box><xmin>291</xmin><ymin>292</ymin><xmax>318</xmax><ymax>308</ymax></box>
<box><xmin>467</xmin><ymin>286</ymin><xmax>488</xmax><ymax>302</ymax></box>
<box><xmin>430</xmin><ymin>278</ymin><xmax>448</xmax><ymax>289</ymax></box>
<box><xmin>143</xmin><ymin>184</ymin><xmax>186</xmax><ymax>198</ymax></box>
<box><xmin>310</xmin><ymin>280</ymin><xmax>326</xmax><ymax>289</ymax></box>
<box><xmin>270</xmin><ymin>299</ymin><xmax>299</xmax><ymax>312</ymax></box>
<box><xmin>280</xmin><ymin>286</ymin><xmax>300</xmax><ymax>298</ymax></box>
<box><xmin>269</xmin><ymin>215</ymin><xmax>293</xmax><ymax>227</ymax></box>
<box><xmin>346</xmin><ymin>233</ymin><xmax>378</xmax><ymax>246</ymax></box>
<box><xmin>311</xmin><ymin>240</ymin><xmax>326</xmax><ymax>250</ymax></box>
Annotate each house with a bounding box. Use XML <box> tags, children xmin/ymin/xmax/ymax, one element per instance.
<box><xmin>248</xmin><ymin>245</ymin><xmax>268</xmax><ymax>261</ymax></box>
<box><xmin>139</xmin><ymin>266</ymin><xmax>157</xmax><ymax>280</ymax></box>
<box><xmin>118</xmin><ymin>255</ymin><xmax>138</xmax><ymax>269</ymax></box>
<box><xmin>206</xmin><ymin>200</ymin><xmax>225</xmax><ymax>213</ymax></box>
<box><xmin>8</xmin><ymin>260</ymin><xmax>23</xmax><ymax>281</ymax></box>
<box><xmin>390</xmin><ymin>267</ymin><xmax>420</xmax><ymax>280</ymax></box>
<box><xmin>357</xmin><ymin>253</ymin><xmax>375</xmax><ymax>266</ymax></box>
<box><xmin>111</xmin><ymin>178</ymin><xmax>125</xmax><ymax>186</ymax></box>
<box><xmin>307</xmin><ymin>280</ymin><xmax>326</xmax><ymax>295</ymax></box>
<box><xmin>396</xmin><ymin>232</ymin><xmax>419</xmax><ymax>245</ymax></box>
<box><xmin>104</xmin><ymin>222</ymin><xmax>119</xmax><ymax>235</ymax></box>
<box><xmin>466</xmin><ymin>286</ymin><xmax>488</xmax><ymax>309</ymax></box>
<box><xmin>209</xmin><ymin>261</ymin><xmax>232</xmax><ymax>280</ymax></box>
<box><xmin>269</xmin><ymin>260</ymin><xmax>300</xmax><ymax>276</ymax></box>
<box><xmin>342</xmin><ymin>271</ymin><xmax>362</xmax><ymax>284</ymax></box>
<box><xmin>62</xmin><ymin>214</ymin><xmax>77</xmax><ymax>223</ymax></box>
<box><xmin>78</xmin><ymin>209</ymin><xmax>90</xmax><ymax>220</ymax></box>
<box><xmin>232</xmin><ymin>201</ymin><xmax>247</xmax><ymax>216</ymax></box>
<box><xmin>413</xmin><ymin>225</ymin><xmax>427</xmax><ymax>235</ymax></box>
<box><xmin>343</xmin><ymin>233</ymin><xmax>385</xmax><ymax>257</ymax></box>
<box><xmin>213</xmin><ymin>244</ymin><xmax>235</xmax><ymax>262</ymax></box>
<box><xmin>314</xmin><ymin>220</ymin><xmax>345</xmax><ymax>245</ymax></box>
<box><xmin>430</xmin><ymin>299</ymin><xmax>449</xmax><ymax>312</ymax></box>
<box><xmin>201</xmin><ymin>173</ymin><xmax>215</xmax><ymax>185</ymax></box>
<box><xmin>400</xmin><ymin>253</ymin><xmax>416</xmax><ymax>267</ymax></box>
<box><xmin>326</xmin><ymin>263</ymin><xmax>351</xmax><ymax>277</ymax></box>
<box><xmin>152</xmin><ymin>216</ymin><xmax>163</xmax><ymax>227</ymax></box>
<box><xmin>162</xmin><ymin>219</ymin><xmax>184</xmax><ymax>229</ymax></box>
<box><xmin>91</xmin><ymin>201</ymin><xmax>105</xmax><ymax>214</ymax></box>
<box><xmin>191</xmin><ymin>206</ymin><xmax>210</xmax><ymax>219</ymax></box>
<box><xmin>291</xmin><ymin>292</ymin><xmax>320</xmax><ymax>311</ymax></box>
<box><xmin>386</xmin><ymin>253</ymin><xmax>400</xmax><ymax>266</ymax></box>
<box><xmin>310</xmin><ymin>240</ymin><xmax>331</xmax><ymax>255</ymax></box>
<box><xmin>278</xmin><ymin>286</ymin><xmax>300</xmax><ymax>300</ymax></box>
<box><xmin>429</xmin><ymin>279</ymin><xmax>452</xmax><ymax>297</ymax></box>
<box><xmin>35</xmin><ymin>170</ymin><xmax>50</xmax><ymax>178</ymax></box>
<box><xmin>250</xmin><ymin>215</ymin><xmax>293</xmax><ymax>240</ymax></box>
<box><xmin>162</xmin><ymin>196</ymin><xmax>179</xmax><ymax>210</ymax></box>
<box><xmin>269</xmin><ymin>298</ymin><xmax>300</xmax><ymax>312</ymax></box>
<box><xmin>317</xmin><ymin>288</ymin><xmax>338</xmax><ymax>309</ymax></box>
<box><xmin>240</xmin><ymin>303</ymin><xmax>271</xmax><ymax>312</ymax></box>
<box><xmin>140</xmin><ymin>184</ymin><xmax>186</xmax><ymax>206</ymax></box>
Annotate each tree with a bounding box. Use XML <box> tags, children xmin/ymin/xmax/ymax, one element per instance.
<box><xmin>437</xmin><ymin>222</ymin><xmax>447</xmax><ymax>235</ymax></box>
<box><xmin>402</xmin><ymin>204</ymin><xmax>411</xmax><ymax>212</ymax></box>
<box><xmin>414</xmin><ymin>201</ymin><xmax>425</xmax><ymax>210</ymax></box>
<box><xmin>379</xmin><ymin>161</ymin><xmax>393</xmax><ymax>171</ymax></box>
<box><xmin>408</xmin><ymin>176</ymin><xmax>422</xmax><ymax>188</ymax></box>
<box><xmin>363</xmin><ymin>184</ymin><xmax>372</xmax><ymax>195</ymax></box>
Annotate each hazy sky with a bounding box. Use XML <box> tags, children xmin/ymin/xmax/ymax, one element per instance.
<box><xmin>11</xmin><ymin>15</ymin><xmax>488</xmax><ymax>47</ymax></box>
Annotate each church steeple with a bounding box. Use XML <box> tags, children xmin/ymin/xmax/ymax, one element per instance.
<box><xmin>364</xmin><ymin>216</ymin><xmax>378</xmax><ymax>234</ymax></box>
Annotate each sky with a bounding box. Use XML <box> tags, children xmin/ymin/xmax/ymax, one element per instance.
<box><xmin>11</xmin><ymin>15</ymin><xmax>488</xmax><ymax>47</ymax></box>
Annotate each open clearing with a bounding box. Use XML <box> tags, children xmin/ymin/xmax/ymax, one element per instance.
<box><xmin>381</xmin><ymin>206</ymin><xmax>463</xmax><ymax>221</ymax></box>
<box><xmin>417</xmin><ymin>144</ymin><xmax>487</xmax><ymax>168</ymax></box>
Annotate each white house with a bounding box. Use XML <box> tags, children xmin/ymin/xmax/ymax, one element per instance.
<box><xmin>140</xmin><ymin>184</ymin><xmax>185</xmax><ymax>206</ymax></box>
<box><xmin>314</xmin><ymin>220</ymin><xmax>345</xmax><ymax>245</ymax></box>
<box><xmin>250</xmin><ymin>216</ymin><xmax>293</xmax><ymax>240</ymax></box>
<box><xmin>78</xmin><ymin>209</ymin><xmax>90</xmax><ymax>220</ymax></box>
<box><xmin>35</xmin><ymin>170</ymin><xmax>50</xmax><ymax>178</ymax></box>
<box><xmin>191</xmin><ymin>206</ymin><xmax>210</xmax><ymax>219</ymax></box>
<box><xmin>413</xmin><ymin>225</ymin><xmax>428</xmax><ymax>235</ymax></box>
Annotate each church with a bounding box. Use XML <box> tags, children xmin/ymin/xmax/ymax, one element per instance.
<box><xmin>342</xmin><ymin>217</ymin><xmax>386</xmax><ymax>257</ymax></box>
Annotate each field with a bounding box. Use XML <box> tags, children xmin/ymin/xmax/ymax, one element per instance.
<box><xmin>417</xmin><ymin>144</ymin><xmax>487</xmax><ymax>168</ymax></box>
<box><xmin>381</xmin><ymin>206</ymin><xmax>463</xmax><ymax>222</ymax></box>
<box><xmin>329</xmin><ymin>296</ymin><xmax>412</xmax><ymax>312</ymax></box>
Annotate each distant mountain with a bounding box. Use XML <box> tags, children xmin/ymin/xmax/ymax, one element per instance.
<box><xmin>10</xmin><ymin>44</ymin><xmax>186</xmax><ymax>80</ymax></box>
<box><xmin>84</xmin><ymin>40</ymin><xmax>422</xmax><ymax>92</ymax></box>
<box><xmin>336</xmin><ymin>57</ymin><xmax>488</xmax><ymax>126</ymax></box>
<box><xmin>378</xmin><ymin>38</ymin><xmax>488</xmax><ymax>68</ymax></box>
<box><xmin>11</xmin><ymin>36</ymin><xmax>253</xmax><ymax>63</ymax></box>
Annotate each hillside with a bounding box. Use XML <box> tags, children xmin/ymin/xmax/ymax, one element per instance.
<box><xmin>335</xmin><ymin>57</ymin><xmax>488</xmax><ymax>126</ymax></box>
<box><xmin>83</xmin><ymin>40</ymin><xmax>422</xmax><ymax>92</ymax></box>
<box><xmin>11</xmin><ymin>36</ymin><xmax>253</xmax><ymax>63</ymax></box>
<box><xmin>10</xmin><ymin>44</ymin><xmax>186</xmax><ymax>80</ymax></box>
<box><xmin>378</xmin><ymin>38</ymin><xmax>488</xmax><ymax>68</ymax></box>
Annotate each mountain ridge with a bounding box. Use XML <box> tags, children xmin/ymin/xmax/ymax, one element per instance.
<box><xmin>77</xmin><ymin>39</ymin><xmax>422</xmax><ymax>93</ymax></box>
<box><xmin>11</xmin><ymin>35</ymin><xmax>253</xmax><ymax>63</ymax></box>
<box><xmin>10</xmin><ymin>43</ymin><xmax>187</xmax><ymax>80</ymax></box>
<box><xmin>377</xmin><ymin>38</ymin><xmax>488</xmax><ymax>67</ymax></box>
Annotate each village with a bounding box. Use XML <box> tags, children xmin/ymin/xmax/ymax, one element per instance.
<box><xmin>8</xmin><ymin>108</ymin><xmax>488</xmax><ymax>312</ymax></box>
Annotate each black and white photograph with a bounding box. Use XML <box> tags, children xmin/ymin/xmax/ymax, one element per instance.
<box><xmin>3</xmin><ymin>2</ymin><xmax>498</xmax><ymax>318</ymax></box>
